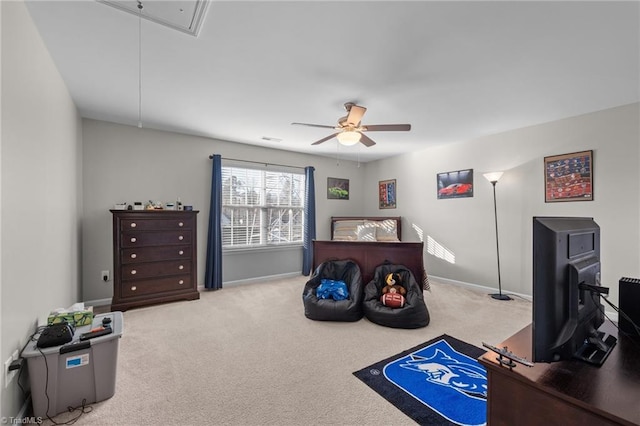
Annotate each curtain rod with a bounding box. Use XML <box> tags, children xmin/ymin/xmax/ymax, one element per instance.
<box><xmin>208</xmin><ymin>155</ymin><xmax>305</xmax><ymax>170</ymax></box>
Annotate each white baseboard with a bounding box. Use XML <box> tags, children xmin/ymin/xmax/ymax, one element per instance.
<box><xmin>84</xmin><ymin>272</ymin><xmax>304</xmax><ymax>305</ymax></box>
<box><xmin>200</xmin><ymin>271</ymin><xmax>303</xmax><ymax>289</ymax></box>
<box><xmin>429</xmin><ymin>275</ymin><xmax>619</xmax><ymax>322</ymax></box>
<box><xmin>429</xmin><ymin>275</ymin><xmax>532</xmax><ymax>301</ymax></box>
<box><xmin>83</xmin><ymin>297</ymin><xmax>112</xmax><ymax>307</ymax></box>
<box><xmin>16</xmin><ymin>395</ymin><xmax>31</xmax><ymax>421</ymax></box>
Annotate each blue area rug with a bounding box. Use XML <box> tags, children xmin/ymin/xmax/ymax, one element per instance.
<box><xmin>353</xmin><ymin>334</ymin><xmax>487</xmax><ymax>426</ymax></box>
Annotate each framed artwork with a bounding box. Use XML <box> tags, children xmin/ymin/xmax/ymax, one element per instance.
<box><xmin>437</xmin><ymin>169</ymin><xmax>474</xmax><ymax>199</ymax></box>
<box><xmin>327</xmin><ymin>177</ymin><xmax>349</xmax><ymax>200</ymax></box>
<box><xmin>544</xmin><ymin>150</ymin><xmax>593</xmax><ymax>202</ymax></box>
<box><xmin>379</xmin><ymin>179</ymin><xmax>397</xmax><ymax>209</ymax></box>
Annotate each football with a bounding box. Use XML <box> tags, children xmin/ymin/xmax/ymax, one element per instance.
<box><xmin>381</xmin><ymin>293</ymin><xmax>405</xmax><ymax>308</ymax></box>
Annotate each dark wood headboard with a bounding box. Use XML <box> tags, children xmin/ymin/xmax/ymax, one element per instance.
<box><xmin>312</xmin><ymin>240</ymin><xmax>426</xmax><ymax>289</ymax></box>
<box><xmin>318</xmin><ymin>216</ymin><xmax>428</xmax><ymax>289</ymax></box>
<box><xmin>331</xmin><ymin>216</ymin><xmax>402</xmax><ymax>241</ymax></box>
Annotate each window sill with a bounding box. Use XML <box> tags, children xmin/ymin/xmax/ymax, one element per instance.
<box><xmin>223</xmin><ymin>244</ymin><xmax>303</xmax><ymax>255</ymax></box>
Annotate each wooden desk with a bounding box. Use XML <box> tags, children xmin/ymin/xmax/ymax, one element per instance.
<box><xmin>479</xmin><ymin>323</ymin><xmax>640</xmax><ymax>426</ymax></box>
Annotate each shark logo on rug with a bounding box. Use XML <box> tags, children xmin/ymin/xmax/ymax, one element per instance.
<box><xmin>383</xmin><ymin>339</ymin><xmax>487</xmax><ymax>426</ymax></box>
<box><xmin>399</xmin><ymin>348</ymin><xmax>487</xmax><ymax>398</ymax></box>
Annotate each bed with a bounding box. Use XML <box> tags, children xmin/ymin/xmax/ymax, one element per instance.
<box><xmin>312</xmin><ymin>216</ymin><xmax>429</xmax><ymax>290</ymax></box>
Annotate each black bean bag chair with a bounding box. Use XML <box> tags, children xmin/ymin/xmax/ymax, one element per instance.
<box><xmin>363</xmin><ymin>263</ymin><xmax>430</xmax><ymax>329</ymax></box>
<box><xmin>302</xmin><ymin>259</ymin><xmax>364</xmax><ymax>322</ymax></box>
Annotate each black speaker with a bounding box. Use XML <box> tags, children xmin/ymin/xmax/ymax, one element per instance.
<box><xmin>619</xmin><ymin>277</ymin><xmax>640</xmax><ymax>340</ymax></box>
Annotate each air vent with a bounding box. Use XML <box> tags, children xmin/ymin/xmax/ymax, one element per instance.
<box><xmin>261</xmin><ymin>137</ymin><xmax>282</xmax><ymax>143</ymax></box>
<box><xmin>97</xmin><ymin>0</ymin><xmax>209</xmax><ymax>37</ymax></box>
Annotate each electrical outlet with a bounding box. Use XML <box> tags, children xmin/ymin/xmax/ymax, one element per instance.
<box><xmin>4</xmin><ymin>349</ymin><xmax>21</xmax><ymax>388</ymax></box>
<box><xmin>102</xmin><ymin>270</ymin><xmax>110</xmax><ymax>282</ymax></box>
<box><xmin>4</xmin><ymin>356</ymin><xmax>16</xmax><ymax>388</ymax></box>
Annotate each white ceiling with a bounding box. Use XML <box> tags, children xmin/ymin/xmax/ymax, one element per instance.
<box><xmin>25</xmin><ymin>1</ymin><xmax>640</xmax><ymax>162</ymax></box>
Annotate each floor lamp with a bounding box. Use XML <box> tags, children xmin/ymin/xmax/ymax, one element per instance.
<box><xmin>483</xmin><ymin>172</ymin><xmax>511</xmax><ymax>301</ymax></box>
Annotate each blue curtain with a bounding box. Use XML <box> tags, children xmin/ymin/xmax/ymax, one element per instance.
<box><xmin>302</xmin><ymin>166</ymin><xmax>316</xmax><ymax>276</ymax></box>
<box><xmin>205</xmin><ymin>154</ymin><xmax>223</xmax><ymax>290</ymax></box>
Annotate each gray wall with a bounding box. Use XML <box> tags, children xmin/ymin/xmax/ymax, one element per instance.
<box><xmin>363</xmin><ymin>103</ymin><xmax>640</xmax><ymax>306</ymax></box>
<box><xmin>2</xmin><ymin>0</ymin><xmax>638</xmax><ymax>418</ymax></box>
<box><xmin>81</xmin><ymin>119</ymin><xmax>366</xmax><ymax>302</ymax></box>
<box><xmin>1</xmin><ymin>1</ymin><xmax>83</xmax><ymax>417</ymax></box>
<box><xmin>83</xmin><ymin>103</ymin><xmax>640</xmax><ymax>308</ymax></box>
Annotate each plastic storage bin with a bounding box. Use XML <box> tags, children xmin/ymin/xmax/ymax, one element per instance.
<box><xmin>21</xmin><ymin>311</ymin><xmax>123</xmax><ymax>418</ymax></box>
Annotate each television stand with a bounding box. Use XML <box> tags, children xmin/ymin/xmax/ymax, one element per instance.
<box><xmin>574</xmin><ymin>332</ymin><xmax>617</xmax><ymax>366</ymax></box>
<box><xmin>479</xmin><ymin>322</ymin><xmax>640</xmax><ymax>426</ymax></box>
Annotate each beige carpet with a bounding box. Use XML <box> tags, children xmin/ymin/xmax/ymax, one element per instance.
<box><xmin>43</xmin><ymin>276</ymin><xmax>531</xmax><ymax>426</ymax></box>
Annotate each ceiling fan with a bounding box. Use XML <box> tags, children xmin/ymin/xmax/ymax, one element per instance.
<box><xmin>292</xmin><ymin>102</ymin><xmax>411</xmax><ymax>147</ymax></box>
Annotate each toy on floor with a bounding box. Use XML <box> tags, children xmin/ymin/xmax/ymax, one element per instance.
<box><xmin>381</xmin><ymin>273</ymin><xmax>406</xmax><ymax>308</ymax></box>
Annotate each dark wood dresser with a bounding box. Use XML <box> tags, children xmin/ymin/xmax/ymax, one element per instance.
<box><xmin>110</xmin><ymin>210</ymin><xmax>200</xmax><ymax>311</ymax></box>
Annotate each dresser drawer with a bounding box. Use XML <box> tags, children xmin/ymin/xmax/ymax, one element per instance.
<box><xmin>121</xmin><ymin>275</ymin><xmax>192</xmax><ymax>297</ymax></box>
<box><xmin>121</xmin><ymin>230</ymin><xmax>192</xmax><ymax>247</ymax></box>
<box><xmin>120</xmin><ymin>217</ymin><xmax>194</xmax><ymax>231</ymax></box>
<box><xmin>121</xmin><ymin>245</ymin><xmax>191</xmax><ymax>264</ymax></box>
<box><xmin>121</xmin><ymin>260</ymin><xmax>192</xmax><ymax>279</ymax></box>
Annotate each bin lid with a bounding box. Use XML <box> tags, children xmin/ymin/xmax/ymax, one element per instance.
<box><xmin>22</xmin><ymin>311</ymin><xmax>123</xmax><ymax>358</ymax></box>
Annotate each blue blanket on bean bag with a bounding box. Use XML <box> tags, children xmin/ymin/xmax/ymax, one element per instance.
<box><xmin>316</xmin><ymin>279</ymin><xmax>349</xmax><ymax>300</ymax></box>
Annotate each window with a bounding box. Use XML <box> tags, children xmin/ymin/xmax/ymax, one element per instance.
<box><xmin>221</xmin><ymin>165</ymin><xmax>305</xmax><ymax>248</ymax></box>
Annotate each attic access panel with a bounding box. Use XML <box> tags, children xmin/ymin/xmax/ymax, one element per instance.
<box><xmin>97</xmin><ymin>0</ymin><xmax>209</xmax><ymax>36</ymax></box>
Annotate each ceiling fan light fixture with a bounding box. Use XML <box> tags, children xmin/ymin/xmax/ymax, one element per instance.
<box><xmin>336</xmin><ymin>130</ymin><xmax>361</xmax><ymax>146</ymax></box>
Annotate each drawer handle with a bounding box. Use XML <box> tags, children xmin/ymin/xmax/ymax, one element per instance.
<box><xmin>178</xmin><ymin>250</ymin><xmax>184</xmax><ymax>255</ymax></box>
<box><xmin>178</xmin><ymin>235</ymin><xmax>184</xmax><ymax>241</ymax></box>
<box><xmin>130</xmin><ymin>222</ymin><xmax>137</xmax><ymax>228</ymax></box>
<box><xmin>178</xmin><ymin>265</ymin><xmax>184</xmax><ymax>270</ymax></box>
<box><xmin>131</xmin><ymin>253</ymin><xmax>137</xmax><ymax>259</ymax></box>
<box><xmin>179</xmin><ymin>280</ymin><xmax>184</xmax><ymax>285</ymax></box>
<box><xmin>130</xmin><ymin>237</ymin><xmax>137</xmax><ymax>243</ymax></box>
<box><xmin>131</xmin><ymin>270</ymin><xmax>137</xmax><ymax>275</ymax></box>
<box><xmin>131</xmin><ymin>286</ymin><xmax>137</xmax><ymax>291</ymax></box>
<box><xmin>178</xmin><ymin>222</ymin><xmax>184</xmax><ymax>227</ymax></box>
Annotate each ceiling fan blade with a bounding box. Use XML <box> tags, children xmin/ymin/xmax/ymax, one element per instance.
<box><xmin>291</xmin><ymin>122</ymin><xmax>336</xmax><ymax>129</ymax></box>
<box><xmin>359</xmin><ymin>133</ymin><xmax>376</xmax><ymax>147</ymax></box>
<box><xmin>311</xmin><ymin>133</ymin><xmax>340</xmax><ymax>145</ymax></box>
<box><xmin>363</xmin><ymin>124</ymin><xmax>411</xmax><ymax>132</ymax></box>
<box><xmin>346</xmin><ymin>105</ymin><xmax>366</xmax><ymax>126</ymax></box>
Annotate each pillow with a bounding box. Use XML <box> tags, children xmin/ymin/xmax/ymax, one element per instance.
<box><xmin>374</xmin><ymin>219</ymin><xmax>400</xmax><ymax>242</ymax></box>
<box><xmin>332</xmin><ymin>220</ymin><xmax>363</xmax><ymax>241</ymax></box>
<box><xmin>356</xmin><ymin>222</ymin><xmax>377</xmax><ymax>241</ymax></box>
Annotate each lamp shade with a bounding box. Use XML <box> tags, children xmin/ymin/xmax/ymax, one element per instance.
<box><xmin>336</xmin><ymin>130</ymin><xmax>361</xmax><ymax>146</ymax></box>
<box><xmin>483</xmin><ymin>171</ymin><xmax>504</xmax><ymax>183</ymax></box>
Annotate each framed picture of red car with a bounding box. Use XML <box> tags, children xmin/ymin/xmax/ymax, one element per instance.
<box><xmin>544</xmin><ymin>150</ymin><xmax>593</xmax><ymax>202</ymax></box>
<box><xmin>379</xmin><ymin>179</ymin><xmax>396</xmax><ymax>209</ymax></box>
<box><xmin>437</xmin><ymin>169</ymin><xmax>474</xmax><ymax>199</ymax></box>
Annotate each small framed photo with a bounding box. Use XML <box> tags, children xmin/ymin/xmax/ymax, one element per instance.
<box><xmin>379</xmin><ymin>179</ymin><xmax>397</xmax><ymax>209</ymax></box>
<box><xmin>544</xmin><ymin>150</ymin><xmax>593</xmax><ymax>202</ymax></box>
<box><xmin>327</xmin><ymin>177</ymin><xmax>349</xmax><ymax>200</ymax></box>
<box><xmin>437</xmin><ymin>169</ymin><xmax>474</xmax><ymax>199</ymax></box>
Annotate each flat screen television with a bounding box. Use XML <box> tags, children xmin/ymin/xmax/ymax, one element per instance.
<box><xmin>532</xmin><ymin>216</ymin><xmax>616</xmax><ymax>366</ymax></box>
